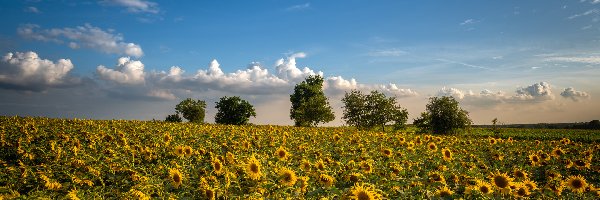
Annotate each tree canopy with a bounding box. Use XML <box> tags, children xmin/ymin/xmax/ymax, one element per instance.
<box><xmin>215</xmin><ymin>96</ymin><xmax>256</xmax><ymax>125</ymax></box>
<box><xmin>290</xmin><ymin>75</ymin><xmax>335</xmax><ymax>127</ymax></box>
<box><xmin>175</xmin><ymin>98</ymin><xmax>206</xmax><ymax>123</ymax></box>
<box><xmin>342</xmin><ymin>90</ymin><xmax>408</xmax><ymax>131</ymax></box>
<box><xmin>413</xmin><ymin>96</ymin><xmax>471</xmax><ymax>134</ymax></box>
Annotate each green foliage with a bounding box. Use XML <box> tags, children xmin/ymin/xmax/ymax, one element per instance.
<box><xmin>165</xmin><ymin>113</ymin><xmax>182</xmax><ymax>123</ymax></box>
<box><xmin>341</xmin><ymin>90</ymin><xmax>408</xmax><ymax>131</ymax></box>
<box><xmin>289</xmin><ymin>75</ymin><xmax>335</xmax><ymax>127</ymax></box>
<box><xmin>414</xmin><ymin>96</ymin><xmax>472</xmax><ymax>134</ymax></box>
<box><xmin>214</xmin><ymin>96</ymin><xmax>256</xmax><ymax>125</ymax></box>
<box><xmin>175</xmin><ymin>98</ymin><xmax>206</xmax><ymax>123</ymax></box>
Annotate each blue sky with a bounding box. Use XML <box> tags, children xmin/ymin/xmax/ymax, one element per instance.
<box><xmin>1</xmin><ymin>0</ymin><xmax>599</xmax><ymax>125</ymax></box>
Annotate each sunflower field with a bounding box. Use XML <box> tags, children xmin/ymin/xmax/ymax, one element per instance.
<box><xmin>1</xmin><ymin>116</ymin><xmax>599</xmax><ymax>199</ymax></box>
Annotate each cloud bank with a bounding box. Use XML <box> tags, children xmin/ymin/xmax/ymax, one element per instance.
<box><xmin>0</xmin><ymin>51</ymin><xmax>79</xmax><ymax>91</ymax></box>
<box><xmin>18</xmin><ymin>24</ymin><xmax>143</xmax><ymax>57</ymax></box>
<box><xmin>100</xmin><ymin>0</ymin><xmax>159</xmax><ymax>14</ymax></box>
<box><xmin>561</xmin><ymin>87</ymin><xmax>590</xmax><ymax>101</ymax></box>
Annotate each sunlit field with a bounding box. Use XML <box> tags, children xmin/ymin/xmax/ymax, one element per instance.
<box><xmin>1</xmin><ymin>116</ymin><xmax>599</xmax><ymax>199</ymax></box>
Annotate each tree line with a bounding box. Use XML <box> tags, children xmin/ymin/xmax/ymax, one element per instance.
<box><xmin>165</xmin><ymin>75</ymin><xmax>472</xmax><ymax>134</ymax></box>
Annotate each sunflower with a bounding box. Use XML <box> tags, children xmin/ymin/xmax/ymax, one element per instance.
<box><xmin>513</xmin><ymin>183</ymin><xmax>530</xmax><ymax>198</ymax></box>
<box><xmin>435</xmin><ymin>186</ymin><xmax>453</xmax><ymax>197</ymax></box>
<box><xmin>565</xmin><ymin>175</ymin><xmax>588</xmax><ymax>193</ymax></box>
<box><xmin>163</xmin><ymin>133</ymin><xmax>172</xmax><ymax>144</ymax></box>
<box><xmin>347</xmin><ymin>172</ymin><xmax>362</xmax><ymax>183</ymax></box>
<box><xmin>319</xmin><ymin>174</ymin><xmax>335</xmax><ymax>188</ymax></box>
<box><xmin>315</xmin><ymin>159</ymin><xmax>326</xmax><ymax>171</ymax></box>
<box><xmin>441</xmin><ymin>147</ymin><xmax>452</xmax><ymax>161</ymax></box>
<box><xmin>551</xmin><ymin>147</ymin><xmax>565</xmax><ymax>158</ymax></box>
<box><xmin>492</xmin><ymin>152</ymin><xmax>504</xmax><ymax>161</ymax></box>
<box><xmin>274</xmin><ymin>146</ymin><xmax>289</xmax><ymax>160</ymax></box>
<box><xmin>548</xmin><ymin>182</ymin><xmax>564</xmax><ymax>196</ymax></box>
<box><xmin>169</xmin><ymin>168</ymin><xmax>183</xmax><ymax>188</ymax></box>
<box><xmin>211</xmin><ymin>158</ymin><xmax>224</xmax><ymax>175</ymax></box>
<box><xmin>299</xmin><ymin>176</ymin><xmax>310</xmax><ymax>193</ymax></box>
<box><xmin>528</xmin><ymin>153</ymin><xmax>541</xmax><ymax>166</ymax></box>
<box><xmin>360</xmin><ymin>160</ymin><xmax>373</xmax><ymax>174</ymax></box>
<box><xmin>573</xmin><ymin>159</ymin><xmax>591</xmax><ymax>170</ymax></box>
<box><xmin>183</xmin><ymin>146</ymin><xmax>193</xmax><ymax>157</ymax></box>
<box><xmin>277</xmin><ymin>167</ymin><xmax>297</xmax><ymax>187</ymax></box>
<box><xmin>203</xmin><ymin>187</ymin><xmax>216</xmax><ymax>200</ymax></box>
<box><xmin>348</xmin><ymin>183</ymin><xmax>382</xmax><ymax>200</ymax></box>
<box><xmin>490</xmin><ymin>171</ymin><xmax>513</xmax><ymax>189</ymax></box>
<box><xmin>300</xmin><ymin>159</ymin><xmax>312</xmax><ymax>171</ymax></box>
<box><xmin>174</xmin><ymin>145</ymin><xmax>184</xmax><ymax>157</ymax></box>
<box><xmin>226</xmin><ymin>152</ymin><xmax>236</xmax><ymax>164</ymax></box>
<box><xmin>489</xmin><ymin>138</ymin><xmax>497</xmax><ymax>145</ymax></box>
<box><xmin>475</xmin><ymin>180</ymin><xmax>493</xmax><ymax>195</ymax></box>
<box><xmin>246</xmin><ymin>155</ymin><xmax>262</xmax><ymax>180</ymax></box>
<box><xmin>522</xmin><ymin>179</ymin><xmax>538</xmax><ymax>191</ymax></box>
<box><xmin>429</xmin><ymin>171</ymin><xmax>446</xmax><ymax>184</ymax></box>
<box><xmin>427</xmin><ymin>142</ymin><xmax>437</xmax><ymax>151</ymax></box>
<box><xmin>513</xmin><ymin>169</ymin><xmax>528</xmax><ymax>180</ymax></box>
<box><xmin>381</xmin><ymin>148</ymin><xmax>393</xmax><ymax>158</ymax></box>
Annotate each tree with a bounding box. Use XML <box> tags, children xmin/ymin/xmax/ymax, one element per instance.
<box><xmin>290</xmin><ymin>75</ymin><xmax>335</xmax><ymax>127</ymax></box>
<box><xmin>413</xmin><ymin>96</ymin><xmax>472</xmax><ymax>134</ymax></box>
<box><xmin>341</xmin><ymin>90</ymin><xmax>409</xmax><ymax>131</ymax></box>
<box><xmin>175</xmin><ymin>98</ymin><xmax>206</xmax><ymax>123</ymax></box>
<box><xmin>165</xmin><ymin>114</ymin><xmax>182</xmax><ymax>123</ymax></box>
<box><xmin>214</xmin><ymin>96</ymin><xmax>256</xmax><ymax>125</ymax></box>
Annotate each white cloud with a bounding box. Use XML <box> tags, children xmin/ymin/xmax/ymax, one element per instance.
<box><xmin>100</xmin><ymin>0</ymin><xmax>159</xmax><ymax>14</ymax></box>
<box><xmin>0</xmin><ymin>51</ymin><xmax>78</xmax><ymax>91</ymax></box>
<box><xmin>545</xmin><ymin>56</ymin><xmax>600</xmax><ymax>64</ymax></box>
<box><xmin>24</xmin><ymin>6</ymin><xmax>40</xmax><ymax>13</ymax></box>
<box><xmin>147</xmin><ymin>89</ymin><xmax>176</xmax><ymax>100</ymax></box>
<box><xmin>561</xmin><ymin>87</ymin><xmax>590</xmax><ymax>101</ymax></box>
<box><xmin>285</xmin><ymin>3</ymin><xmax>310</xmax><ymax>11</ymax></box>
<box><xmin>367</xmin><ymin>48</ymin><xmax>407</xmax><ymax>57</ymax></box>
<box><xmin>568</xmin><ymin>9</ymin><xmax>599</xmax><ymax>19</ymax></box>
<box><xmin>513</xmin><ymin>82</ymin><xmax>554</xmax><ymax>101</ymax></box>
<box><xmin>97</xmin><ymin>57</ymin><xmax>145</xmax><ymax>85</ymax></box>
<box><xmin>274</xmin><ymin>52</ymin><xmax>323</xmax><ymax>83</ymax></box>
<box><xmin>18</xmin><ymin>24</ymin><xmax>143</xmax><ymax>57</ymax></box>
<box><xmin>460</xmin><ymin>19</ymin><xmax>481</xmax><ymax>26</ymax></box>
<box><xmin>324</xmin><ymin>76</ymin><xmax>418</xmax><ymax>97</ymax></box>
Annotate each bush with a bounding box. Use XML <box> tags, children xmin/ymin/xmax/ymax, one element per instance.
<box><xmin>414</xmin><ymin>96</ymin><xmax>471</xmax><ymax>134</ymax></box>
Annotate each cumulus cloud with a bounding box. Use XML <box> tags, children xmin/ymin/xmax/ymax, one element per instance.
<box><xmin>275</xmin><ymin>52</ymin><xmax>323</xmax><ymax>83</ymax></box>
<box><xmin>97</xmin><ymin>57</ymin><xmax>145</xmax><ymax>85</ymax></box>
<box><xmin>437</xmin><ymin>82</ymin><xmax>560</xmax><ymax>107</ymax></box>
<box><xmin>0</xmin><ymin>51</ymin><xmax>79</xmax><ymax>91</ymax></box>
<box><xmin>561</xmin><ymin>87</ymin><xmax>590</xmax><ymax>101</ymax></box>
<box><xmin>100</xmin><ymin>0</ymin><xmax>159</xmax><ymax>14</ymax></box>
<box><xmin>513</xmin><ymin>82</ymin><xmax>554</xmax><ymax>101</ymax></box>
<box><xmin>18</xmin><ymin>24</ymin><xmax>143</xmax><ymax>57</ymax></box>
<box><xmin>324</xmin><ymin>76</ymin><xmax>418</xmax><ymax>97</ymax></box>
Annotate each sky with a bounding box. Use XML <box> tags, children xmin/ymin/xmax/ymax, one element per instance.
<box><xmin>1</xmin><ymin>0</ymin><xmax>599</xmax><ymax>125</ymax></box>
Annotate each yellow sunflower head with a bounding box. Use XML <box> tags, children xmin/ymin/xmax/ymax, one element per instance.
<box><xmin>299</xmin><ymin>176</ymin><xmax>310</xmax><ymax>193</ymax></box>
<box><xmin>246</xmin><ymin>155</ymin><xmax>262</xmax><ymax>180</ymax></box>
<box><xmin>435</xmin><ymin>186</ymin><xmax>453</xmax><ymax>197</ymax></box>
<box><xmin>551</xmin><ymin>147</ymin><xmax>564</xmax><ymax>158</ymax></box>
<box><xmin>490</xmin><ymin>171</ymin><xmax>513</xmax><ymax>189</ymax></box>
<box><xmin>381</xmin><ymin>148</ymin><xmax>393</xmax><ymax>158</ymax></box>
<box><xmin>211</xmin><ymin>157</ymin><xmax>224</xmax><ymax>175</ymax></box>
<box><xmin>513</xmin><ymin>183</ymin><xmax>530</xmax><ymax>198</ymax></box>
<box><xmin>565</xmin><ymin>175</ymin><xmax>588</xmax><ymax>193</ymax></box>
<box><xmin>315</xmin><ymin>159</ymin><xmax>326</xmax><ymax>171</ymax></box>
<box><xmin>475</xmin><ymin>179</ymin><xmax>493</xmax><ymax>195</ymax></box>
<box><xmin>528</xmin><ymin>153</ymin><xmax>541</xmax><ymax>166</ymax></box>
<box><xmin>174</xmin><ymin>145</ymin><xmax>185</xmax><ymax>157</ymax></box>
<box><xmin>428</xmin><ymin>171</ymin><xmax>446</xmax><ymax>184</ymax></box>
<box><xmin>427</xmin><ymin>142</ymin><xmax>437</xmax><ymax>151</ymax></box>
<box><xmin>277</xmin><ymin>167</ymin><xmax>297</xmax><ymax>187</ymax></box>
<box><xmin>348</xmin><ymin>182</ymin><xmax>382</xmax><ymax>200</ymax></box>
<box><xmin>300</xmin><ymin>159</ymin><xmax>312</xmax><ymax>171</ymax></box>
<box><xmin>183</xmin><ymin>146</ymin><xmax>193</xmax><ymax>157</ymax></box>
<box><xmin>441</xmin><ymin>147</ymin><xmax>452</xmax><ymax>161</ymax></box>
<box><xmin>513</xmin><ymin>169</ymin><xmax>528</xmax><ymax>180</ymax></box>
<box><xmin>318</xmin><ymin>174</ymin><xmax>335</xmax><ymax>188</ymax></box>
<box><xmin>274</xmin><ymin>146</ymin><xmax>289</xmax><ymax>160</ymax></box>
<box><xmin>169</xmin><ymin>168</ymin><xmax>183</xmax><ymax>188</ymax></box>
<box><xmin>360</xmin><ymin>160</ymin><xmax>373</xmax><ymax>174</ymax></box>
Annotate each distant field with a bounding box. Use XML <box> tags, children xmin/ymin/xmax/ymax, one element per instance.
<box><xmin>1</xmin><ymin>116</ymin><xmax>599</xmax><ymax>199</ymax></box>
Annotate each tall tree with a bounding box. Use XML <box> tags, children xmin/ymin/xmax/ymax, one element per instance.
<box><xmin>413</xmin><ymin>96</ymin><xmax>472</xmax><ymax>134</ymax></box>
<box><xmin>342</xmin><ymin>90</ymin><xmax>408</xmax><ymax>131</ymax></box>
<box><xmin>175</xmin><ymin>98</ymin><xmax>206</xmax><ymax>123</ymax></box>
<box><xmin>214</xmin><ymin>96</ymin><xmax>256</xmax><ymax>125</ymax></box>
<box><xmin>290</xmin><ymin>75</ymin><xmax>335</xmax><ymax>127</ymax></box>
